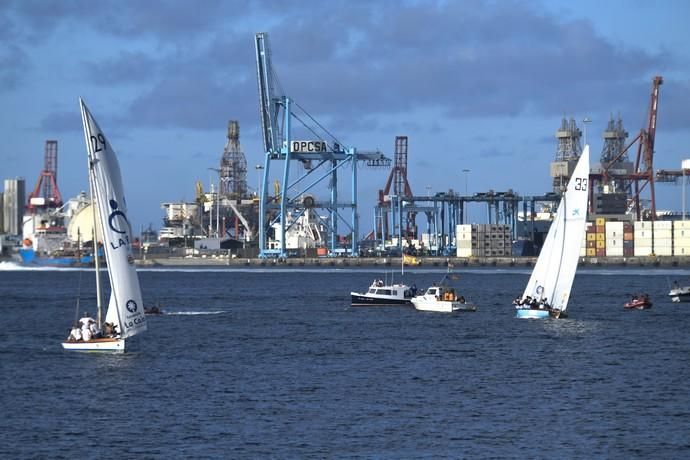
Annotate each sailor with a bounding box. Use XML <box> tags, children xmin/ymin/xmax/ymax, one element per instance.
<box><xmin>89</xmin><ymin>320</ymin><xmax>101</xmax><ymax>339</ymax></box>
<box><xmin>68</xmin><ymin>324</ymin><xmax>82</xmax><ymax>342</ymax></box>
<box><xmin>458</xmin><ymin>296</ymin><xmax>466</xmax><ymax>304</ymax></box>
<box><xmin>79</xmin><ymin>312</ymin><xmax>95</xmax><ymax>341</ymax></box>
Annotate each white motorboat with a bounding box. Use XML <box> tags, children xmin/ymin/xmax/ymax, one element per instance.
<box><xmin>411</xmin><ymin>284</ymin><xmax>476</xmax><ymax>313</ymax></box>
<box><xmin>351</xmin><ymin>280</ymin><xmax>416</xmax><ymax>306</ymax></box>
<box><xmin>668</xmin><ymin>284</ymin><xmax>690</xmax><ymax>303</ymax></box>
<box><xmin>515</xmin><ymin>145</ymin><xmax>590</xmax><ymax>319</ymax></box>
<box><xmin>61</xmin><ymin>99</ymin><xmax>147</xmax><ymax>352</ymax></box>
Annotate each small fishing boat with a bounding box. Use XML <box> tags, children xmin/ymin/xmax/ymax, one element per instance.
<box><xmin>411</xmin><ymin>285</ymin><xmax>476</xmax><ymax>313</ymax></box>
<box><xmin>624</xmin><ymin>294</ymin><xmax>652</xmax><ymax>310</ymax></box>
<box><xmin>61</xmin><ymin>99</ymin><xmax>147</xmax><ymax>352</ymax></box>
<box><xmin>411</xmin><ymin>274</ymin><xmax>476</xmax><ymax>313</ymax></box>
<box><xmin>351</xmin><ymin>279</ymin><xmax>416</xmax><ymax>306</ymax></box>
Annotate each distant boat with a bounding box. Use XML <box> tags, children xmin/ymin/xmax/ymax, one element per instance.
<box><xmin>350</xmin><ymin>279</ymin><xmax>415</xmax><ymax>306</ymax></box>
<box><xmin>411</xmin><ymin>274</ymin><xmax>476</xmax><ymax>313</ymax></box>
<box><xmin>18</xmin><ymin>246</ymin><xmax>97</xmax><ymax>266</ymax></box>
<box><xmin>514</xmin><ymin>145</ymin><xmax>590</xmax><ymax>319</ymax></box>
<box><xmin>668</xmin><ymin>283</ymin><xmax>690</xmax><ymax>303</ymax></box>
<box><xmin>624</xmin><ymin>293</ymin><xmax>653</xmax><ymax>310</ymax></box>
<box><xmin>62</xmin><ymin>99</ymin><xmax>147</xmax><ymax>352</ymax></box>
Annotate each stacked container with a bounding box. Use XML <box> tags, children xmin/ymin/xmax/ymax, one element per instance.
<box><xmin>456</xmin><ymin>224</ymin><xmax>472</xmax><ymax>257</ymax></box>
<box><xmin>634</xmin><ymin>221</ymin><xmax>653</xmax><ymax>256</ymax></box>
<box><xmin>654</xmin><ymin>221</ymin><xmax>673</xmax><ymax>256</ymax></box>
<box><xmin>595</xmin><ymin>217</ymin><xmax>606</xmax><ymax>257</ymax></box>
<box><xmin>581</xmin><ymin>222</ymin><xmax>593</xmax><ymax>256</ymax></box>
<box><xmin>584</xmin><ymin>222</ymin><xmax>596</xmax><ymax>257</ymax></box>
<box><xmin>623</xmin><ymin>222</ymin><xmax>634</xmax><ymax>256</ymax></box>
<box><xmin>455</xmin><ymin>224</ymin><xmax>511</xmax><ymax>257</ymax></box>
<box><xmin>605</xmin><ymin>221</ymin><xmax>624</xmax><ymax>256</ymax></box>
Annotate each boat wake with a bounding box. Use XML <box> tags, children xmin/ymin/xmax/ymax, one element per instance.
<box><xmin>165</xmin><ymin>311</ymin><xmax>226</xmax><ymax>316</ymax></box>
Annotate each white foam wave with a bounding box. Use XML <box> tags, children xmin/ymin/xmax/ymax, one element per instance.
<box><xmin>166</xmin><ymin>311</ymin><xmax>226</xmax><ymax>316</ymax></box>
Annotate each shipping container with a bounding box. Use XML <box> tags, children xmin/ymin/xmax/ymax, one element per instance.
<box><xmin>653</xmin><ymin>221</ymin><xmax>673</xmax><ymax>230</ymax></box>
<box><xmin>596</xmin><ymin>233</ymin><xmax>605</xmax><ymax>241</ymax></box>
<box><xmin>587</xmin><ymin>233</ymin><xmax>597</xmax><ymax>241</ymax></box>
<box><xmin>596</xmin><ymin>217</ymin><xmax>606</xmax><ymax>226</ymax></box>
<box><xmin>624</xmin><ymin>247</ymin><xmax>634</xmax><ymax>256</ymax></box>
<box><xmin>634</xmin><ymin>246</ymin><xmax>653</xmax><ymax>256</ymax></box>
<box><xmin>596</xmin><ymin>248</ymin><xmax>606</xmax><ymax>257</ymax></box>
<box><xmin>586</xmin><ymin>241</ymin><xmax>596</xmax><ymax>248</ymax></box>
<box><xmin>623</xmin><ymin>232</ymin><xmax>634</xmax><ymax>241</ymax></box>
<box><xmin>596</xmin><ymin>240</ymin><xmax>606</xmax><ymax>249</ymax></box>
<box><xmin>606</xmin><ymin>239</ymin><xmax>623</xmax><ymax>248</ymax></box>
<box><xmin>606</xmin><ymin>247</ymin><xmax>624</xmax><ymax>256</ymax></box>
<box><xmin>635</xmin><ymin>221</ymin><xmax>653</xmax><ymax>230</ymax></box>
<box><xmin>586</xmin><ymin>248</ymin><xmax>596</xmax><ymax>257</ymax></box>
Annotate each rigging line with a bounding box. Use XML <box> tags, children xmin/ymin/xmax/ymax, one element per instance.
<box><xmin>293</xmin><ymin>100</ymin><xmax>345</xmax><ymax>147</ymax></box>
<box><xmin>73</xmin><ymin>266</ymin><xmax>83</xmax><ymax>326</ymax></box>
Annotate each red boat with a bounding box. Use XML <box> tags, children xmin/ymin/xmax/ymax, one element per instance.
<box><xmin>624</xmin><ymin>294</ymin><xmax>652</xmax><ymax>310</ymax></box>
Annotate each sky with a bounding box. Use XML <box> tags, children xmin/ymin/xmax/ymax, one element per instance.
<box><xmin>1</xmin><ymin>0</ymin><xmax>689</xmax><ymax>236</ymax></box>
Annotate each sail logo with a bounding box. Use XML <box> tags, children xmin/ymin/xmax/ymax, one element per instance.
<box><xmin>571</xmin><ymin>208</ymin><xmax>581</xmax><ymax>216</ymax></box>
<box><xmin>108</xmin><ymin>199</ymin><xmax>132</xmax><ymax>251</ymax></box>
<box><xmin>126</xmin><ymin>299</ymin><xmax>138</xmax><ymax>313</ymax></box>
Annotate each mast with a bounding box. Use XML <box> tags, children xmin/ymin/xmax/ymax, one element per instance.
<box><xmin>88</xmin><ymin>163</ymin><xmax>103</xmax><ymax>327</ymax></box>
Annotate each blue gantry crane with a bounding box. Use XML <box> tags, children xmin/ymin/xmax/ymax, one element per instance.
<box><xmin>254</xmin><ymin>32</ymin><xmax>390</xmax><ymax>258</ymax></box>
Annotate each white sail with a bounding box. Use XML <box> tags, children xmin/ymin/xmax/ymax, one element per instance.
<box><xmin>522</xmin><ymin>146</ymin><xmax>590</xmax><ymax>312</ymax></box>
<box><xmin>80</xmin><ymin>99</ymin><xmax>147</xmax><ymax>339</ymax></box>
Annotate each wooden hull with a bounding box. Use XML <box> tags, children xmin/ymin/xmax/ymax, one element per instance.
<box><xmin>62</xmin><ymin>338</ymin><xmax>125</xmax><ymax>352</ymax></box>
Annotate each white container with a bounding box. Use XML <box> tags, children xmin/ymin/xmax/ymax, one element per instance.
<box><xmin>606</xmin><ymin>239</ymin><xmax>623</xmax><ymax>248</ymax></box>
<box><xmin>457</xmin><ymin>247</ymin><xmax>472</xmax><ymax>257</ymax></box>
<box><xmin>653</xmin><ymin>220</ymin><xmax>673</xmax><ymax>230</ymax></box>
<box><xmin>606</xmin><ymin>247</ymin><xmax>624</xmax><ymax>256</ymax></box>
<box><xmin>655</xmin><ymin>229</ymin><xmax>673</xmax><ymax>239</ymax></box>
<box><xmin>674</xmin><ymin>221</ymin><xmax>690</xmax><ymax>230</ymax></box>
<box><xmin>656</xmin><ymin>246</ymin><xmax>673</xmax><ymax>256</ymax></box>
<box><xmin>634</xmin><ymin>246</ymin><xmax>653</xmax><ymax>256</ymax></box>
<box><xmin>635</xmin><ymin>221</ymin><xmax>653</xmax><ymax>230</ymax></box>
<box><xmin>605</xmin><ymin>222</ymin><xmax>624</xmax><ymax>238</ymax></box>
<box><xmin>580</xmin><ymin>247</ymin><xmax>587</xmax><ymax>257</ymax></box>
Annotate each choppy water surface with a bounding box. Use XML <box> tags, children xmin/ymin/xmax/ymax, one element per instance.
<box><xmin>1</xmin><ymin>264</ymin><xmax>689</xmax><ymax>458</ymax></box>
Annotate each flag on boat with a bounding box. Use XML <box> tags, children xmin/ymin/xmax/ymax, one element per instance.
<box><xmin>403</xmin><ymin>254</ymin><xmax>419</xmax><ymax>266</ymax></box>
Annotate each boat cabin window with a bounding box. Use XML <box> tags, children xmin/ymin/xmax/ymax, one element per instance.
<box><xmin>378</xmin><ymin>289</ymin><xmax>392</xmax><ymax>295</ymax></box>
<box><xmin>368</xmin><ymin>288</ymin><xmax>376</xmax><ymax>294</ymax></box>
<box><xmin>427</xmin><ymin>288</ymin><xmax>438</xmax><ymax>295</ymax></box>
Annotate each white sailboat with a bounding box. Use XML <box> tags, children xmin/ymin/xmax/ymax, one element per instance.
<box><xmin>62</xmin><ymin>99</ymin><xmax>147</xmax><ymax>351</ymax></box>
<box><xmin>515</xmin><ymin>145</ymin><xmax>590</xmax><ymax>319</ymax></box>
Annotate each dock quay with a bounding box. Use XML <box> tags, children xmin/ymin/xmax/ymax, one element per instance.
<box><xmin>135</xmin><ymin>255</ymin><xmax>690</xmax><ymax>268</ymax></box>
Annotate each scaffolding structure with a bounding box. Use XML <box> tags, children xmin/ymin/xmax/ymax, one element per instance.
<box><xmin>219</xmin><ymin>120</ymin><xmax>248</xmax><ymax>198</ymax></box>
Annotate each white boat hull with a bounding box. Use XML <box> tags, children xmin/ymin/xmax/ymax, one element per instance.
<box><xmin>412</xmin><ymin>297</ymin><xmax>476</xmax><ymax>313</ymax></box>
<box><xmin>515</xmin><ymin>308</ymin><xmax>550</xmax><ymax>319</ymax></box>
<box><xmin>668</xmin><ymin>287</ymin><xmax>690</xmax><ymax>303</ymax></box>
<box><xmin>62</xmin><ymin>338</ymin><xmax>125</xmax><ymax>352</ymax></box>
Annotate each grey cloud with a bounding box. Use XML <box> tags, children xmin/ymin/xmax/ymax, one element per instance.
<box><xmin>0</xmin><ymin>44</ymin><xmax>30</xmax><ymax>90</ymax></box>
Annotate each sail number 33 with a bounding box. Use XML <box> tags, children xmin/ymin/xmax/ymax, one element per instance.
<box><xmin>574</xmin><ymin>177</ymin><xmax>588</xmax><ymax>191</ymax></box>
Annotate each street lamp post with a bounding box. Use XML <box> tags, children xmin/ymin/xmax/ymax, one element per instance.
<box><xmin>462</xmin><ymin>169</ymin><xmax>470</xmax><ymax>224</ymax></box>
<box><xmin>255</xmin><ymin>164</ymin><xmax>264</xmax><ymax>197</ymax></box>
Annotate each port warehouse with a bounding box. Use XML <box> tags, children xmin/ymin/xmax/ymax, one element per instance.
<box><xmin>456</xmin><ymin>219</ymin><xmax>690</xmax><ymax>258</ymax></box>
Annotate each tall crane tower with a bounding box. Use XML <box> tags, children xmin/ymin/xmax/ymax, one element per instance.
<box><xmin>219</xmin><ymin>120</ymin><xmax>248</xmax><ymax>198</ymax></box>
<box><xmin>551</xmin><ymin>118</ymin><xmax>582</xmax><ymax>193</ymax></box>
<box><xmin>27</xmin><ymin>140</ymin><xmax>63</xmax><ymax>213</ymax></box>
<box><xmin>590</xmin><ymin>76</ymin><xmax>663</xmax><ymax>219</ymax></box>
<box><xmin>377</xmin><ymin>136</ymin><xmax>415</xmax><ymax>239</ymax></box>
<box><xmin>254</xmin><ymin>32</ymin><xmax>390</xmax><ymax>258</ymax></box>
<box><xmin>591</xmin><ymin>115</ymin><xmax>633</xmax><ymax>215</ymax></box>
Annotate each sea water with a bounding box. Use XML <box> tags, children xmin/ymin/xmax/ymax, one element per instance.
<box><xmin>1</xmin><ymin>263</ymin><xmax>689</xmax><ymax>458</ymax></box>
